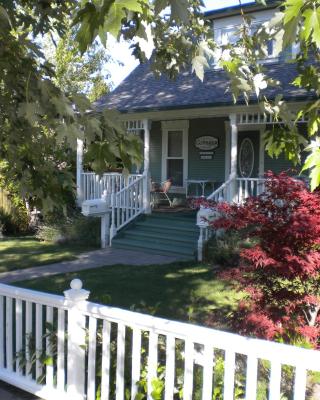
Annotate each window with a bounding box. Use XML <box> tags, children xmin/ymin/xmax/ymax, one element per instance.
<box><xmin>161</xmin><ymin>121</ymin><xmax>188</xmax><ymax>189</ymax></box>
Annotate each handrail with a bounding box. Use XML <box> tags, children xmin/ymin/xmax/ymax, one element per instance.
<box><xmin>207</xmin><ymin>173</ymin><xmax>236</xmax><ymax>201</ymax></box>
<box><xmin>115</xmin><ymin>173</ymin><xmax>145</xmax><ymax>196</ymax></box>
<box><xmin>110</xmin><ymin>173</ymin><xmax>147</xmax><ymax>242</ymax></box>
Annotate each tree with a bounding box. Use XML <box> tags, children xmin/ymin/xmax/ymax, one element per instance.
<box><xmin>0</xmin><ymin>1</ymin><xmax>141</xmax><ymax>214</ymax></box>
<box><xmin>210</xmin><ymin>172</ymin><xmax>320</xmax><ymax>346</ymax></box>
<box><xmin>73</xmin><ymin>0</ymin><xmax>320</xmax><ymax>189</ymax></box>
<box><xmin>44</xmin><ymin>25</ymin><xmax>114</xmax><ymax>102</ymax></box>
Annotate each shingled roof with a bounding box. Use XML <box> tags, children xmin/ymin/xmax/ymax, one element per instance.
<box><xmin>95</xmin><ymin>61</ymin><xmax>314</xmax><ymax>114</ymax></box>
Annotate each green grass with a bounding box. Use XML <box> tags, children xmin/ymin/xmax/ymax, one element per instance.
<box><xmin>16</xmin><ymin>262</ymin><xmax>242</xmax><ymax>327</ymax></box>
<box><xmin>0</xmin><ymin>237</ymin><xmax>97</xmax><ymax>273</ymax></box>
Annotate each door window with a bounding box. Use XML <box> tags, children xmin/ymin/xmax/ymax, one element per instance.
<box><xmin>166</xmin><ymin>130</ymin><xmax>184</xmax><ymax>187</ymax></box>
<box><xmin>239</xmin><ymin>138</ymin><xmax>255</xmax><ymax>177</ymax></box>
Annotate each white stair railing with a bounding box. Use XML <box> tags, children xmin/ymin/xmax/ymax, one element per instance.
<box><xmin>110</xmin><ymin>174</ymin><xmax>146</xmax><ymax>242</ymax></box>
<box><xmin>207</xmin><ymin>174</ymin><xmax>236</xmax><ymax>202</ymax></box>
<box><xmin>236</xmin><ymin>177</ymin><xmax>266</xmax><ymax>203</ymax></box>
<box><xmin>1</xmin><ymin>279</ymin><xmax>320</xmax><ymax>400</ymax></box>
<box><xmin>81</xmin><ymin>172</ymin><xmax>143</xmax><ymax>202</ymax></box>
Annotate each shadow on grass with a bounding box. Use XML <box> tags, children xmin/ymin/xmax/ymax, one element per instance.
<box><xmin>0</xmin><ymin>237</ymin><xmax>97</xmax><ymax>273</ymax></box>
<box><xmin>16</xmin><ymin>262</ymin><xmax>242</xmax><ymax>328</ymax></box>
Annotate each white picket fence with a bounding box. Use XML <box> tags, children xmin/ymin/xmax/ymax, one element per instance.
<box><xmin>0</xmin><ymin>280</ymin><xmax>319</xmax><ymax>400</ymax></box>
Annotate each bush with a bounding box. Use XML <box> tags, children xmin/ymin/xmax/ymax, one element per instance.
<box><xmin>36</xmin><ymin>212</ymin><xmax>100</xmax><ymax>246</ymax></box>
<box><xmin>206</xmin><ymin>231</ymin><xmax>242</xmax><ymax>267</ymax></box>
<box><xmin>0</xmin><ymin>208</ymin><xmax>29</xmax><ymax>235</ymax></box>
<box><xmin>210</xmin><ymin>172</ymin><xmax>320</xmax><ymax>347</ymax></box>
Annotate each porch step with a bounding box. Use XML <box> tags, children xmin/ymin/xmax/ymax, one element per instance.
<box><xmin>112</xmin><ymin>212</ymin><xmax>198</xmax><ymax>259</ymax></box>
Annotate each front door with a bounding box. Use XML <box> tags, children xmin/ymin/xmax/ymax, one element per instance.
<box><xmin>162</xmin><ymin>128</ymin><xmax>188</xmax><ymax>188</ymax></box>
<box><xmin>238</xmin><ymin>131</ymin><xmax>260</xmax><ymax>178</ymax></box>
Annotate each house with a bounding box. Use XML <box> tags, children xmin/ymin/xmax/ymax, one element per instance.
<box><xmin>77</xmin><ymin>0</ymin><xmax>313</xmax><ymax>259</ymax></box>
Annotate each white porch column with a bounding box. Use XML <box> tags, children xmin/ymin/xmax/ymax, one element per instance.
<box><xmin>143</xmin><ymin>119</ymin><xmax>151</xmax><ymax>214</ymax></box>
<box><xmin>76</xmin><ymin>138</ymin><xmax>84</xmax><ymax>206</ymax></box>
<box><xmin>229</xmin><ymin>113</ymin><xmax>238</xmax><ymax>202</ymax></box>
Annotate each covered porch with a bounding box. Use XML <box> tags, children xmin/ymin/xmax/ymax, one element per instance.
<box><xmin>76</xmin><ymin>108</ymin><xmax>299</xmax><ymax>257</ymax></box>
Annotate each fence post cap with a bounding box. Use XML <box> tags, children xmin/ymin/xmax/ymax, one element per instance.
<box><xmin>64</xmin><ymin>279</ymin><xmax>90</xmax><ymax>302</ymax></box>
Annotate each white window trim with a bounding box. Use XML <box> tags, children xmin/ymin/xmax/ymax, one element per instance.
<box><xmin>161</xmin><ymin>120</ymin><xmax>189</xmax><ymax>192</ymax></box>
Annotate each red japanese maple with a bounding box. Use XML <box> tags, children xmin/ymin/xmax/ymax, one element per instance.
<box><xmin>209</xmin><ymin>172</ymin><xmax>320</xmax><ymax>346</ymax></box>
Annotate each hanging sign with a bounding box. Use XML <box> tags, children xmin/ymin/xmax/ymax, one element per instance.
<box><xmin>195</xmin><ymin>136</ymin><xmax>219</xmax><ymax>151</ymax></box>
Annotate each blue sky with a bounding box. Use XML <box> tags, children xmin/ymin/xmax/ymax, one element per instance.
<box><xmin>108</xmin><ymin>0</ymin><xmax>255</xmax><ymax>87</ymax></box>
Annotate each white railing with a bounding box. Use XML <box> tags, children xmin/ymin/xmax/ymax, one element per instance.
<box><xmin>207</xmin><ymin>175</ymin><xmax>266</xmax><ymax>204</ymax></box>
<box><xmin>236</xmin><ymin>177</ymin><xmax>266</xmax><ymax>203</ymax></box>
<box><xmin>207</xmin><ymin>174</ymin><xmax>235</xmax><ymax>202</ymax></box>
<box><xmin>81</xmin><ymin>172</ymin><xmax>143</xmax><ymax>202</ymax></box>
<box><xmin>1</xmin><ymin>279</ymin><xmax>320</xmax><ymax>400</ymax></box>
<box><xmin>110</xmin><ymin>174</ymin><xmax>146</xmax><ymax>242</ymax></box>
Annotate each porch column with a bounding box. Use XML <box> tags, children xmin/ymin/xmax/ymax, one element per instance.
<box><xmin>76</xmin><ymin>138</ymin><xmax>84</xmax><ymax>206</ymax></box>
<box><xmin>229</xmin><ymin>113</ymin><xmax>238</xmax><ymax>202</ymax></box>
<box><xmin>143</xmin><ymin>119</ymin><xmax>151</xmax><ymax>214</ymax></box>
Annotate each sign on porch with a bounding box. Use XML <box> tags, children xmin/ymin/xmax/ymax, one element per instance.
<box><xmin>195</xmin><ymin>136</ymin><xmax>219</xmax><ymax>159</ymax></box>
<box><xmin>195</xmin><ymin>136</ymin><xmax>219</xmax><ymax>150</ymax></box>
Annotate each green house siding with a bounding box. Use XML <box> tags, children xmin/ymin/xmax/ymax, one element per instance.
<box><xmin>150</xmin><ymin>121</ymin><xmax>162</xmax><ymax>182</ymax></box>
<box><xmin>149</xmin><ymin>117</ymin><xmax>303</xmax><ymax>186</ymax></box>
<box><xmin>264</xmin><ymin>153</ymin><xmax>295</xmax><ymax>174</ymax></box>
<box><xmin>188</xmin><ymin>118</ymin><xmax>227</xmax><ymax>185</ymax></box>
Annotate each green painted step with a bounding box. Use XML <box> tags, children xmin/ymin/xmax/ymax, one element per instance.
<box><xmin>112</xmin><ymin>238</ymin><xmax>196</xmax><ymax>258</ymax></box>
<box><xmin>123</xmin><ymin>230</ymin><xmax>197</xmax><ymax>244</ymax></box>
<box><xmin>129</xmin><ymin>224</ymin><xmax>198</xmax><ymax>239</ymax></box>
<box><xmin>112</xmin><ymin>211</ymin><xmax>198</xmax><ymax>259</ymax></box>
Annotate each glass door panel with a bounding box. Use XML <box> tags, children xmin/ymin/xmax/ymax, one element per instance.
<box><xmin>167</xmin><ymin>159</ymin><xmax>183</xmax><ymax>186</ymax></box>
<box><xmin>166</xmin><ymin>130</ymin><xmax>184</xmax><ymax>187</ymax></box>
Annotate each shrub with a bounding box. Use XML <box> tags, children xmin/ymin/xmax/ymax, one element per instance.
<box><xmin>36</xmin><ymin>212</ymin><xmax>100</xmax><ymax>246</ymax></box>
<box><xmin>204</xmin><ymin>172</ymin><xmax>320</xmax><ymax>347</ymax></box>
<box><xmin>0</xmin><ymin>208</ymin><xmax>29</xmax><ymax>235</ymax></box>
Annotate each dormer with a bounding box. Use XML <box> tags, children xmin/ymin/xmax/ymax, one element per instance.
<box><xmin>205</xmin><ymin>1</ymin><xmax>296</xmax><ymax>65</ymax></box>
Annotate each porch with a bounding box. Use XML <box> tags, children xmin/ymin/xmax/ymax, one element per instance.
<box><xmin>76</xmin><ymin>110</ymin><xmax>300</xmax><ymax>258</ymax></box>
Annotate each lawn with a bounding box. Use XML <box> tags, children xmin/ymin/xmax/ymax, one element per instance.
<box><xmin>0</xmin><ymin>237</ymin><xmax>97</xmax><ymax>273</ymax></box>
<box><xmin>15</xmin><ymin>262</ymin><xmax>242</xmax><ymax>327</ymax></box>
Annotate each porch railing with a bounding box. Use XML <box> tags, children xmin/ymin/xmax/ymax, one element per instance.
<box><xmin>110</xmin><ymin>174</ymin><xmax>146</xmax><ymax>242</ymax></box>
<box><xmin>236</xmin><ymin>177</ymin><xmax>266</xmax><ymax>203</ymax></box>
<box><xmin>80</xmin><ymin>172</ymin><xmax>143</xmax><ymax>202</ymax></box>
<box><xmin>0</xmin><ymin>279</ymin><xmax>320</xmax><ymax>400</ymax></box>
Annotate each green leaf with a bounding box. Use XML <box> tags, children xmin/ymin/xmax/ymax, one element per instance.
<box><xmin>191</xmin><ymin>55</ymin><xmax>208</xmax><ymax>81</ymax></box>
<box><xmin>284</xmin><ymin>0</ymin><xmax>303</xmax><ymax>24</ymax></box>
<box><xmin>303</xmin><ymin>8</ymin><xmax>320</xmax><ymax>47</ymax></box>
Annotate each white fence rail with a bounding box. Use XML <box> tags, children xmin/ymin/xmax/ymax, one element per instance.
<box><xmin>81</xmin><ymin>173</ymin><xmax>143</xmax><ymax>202</ymax></box>
<box><xmin>1</xmin><ymin>280</ymin><xmax>320</xmax><ymax>400</ymax></box>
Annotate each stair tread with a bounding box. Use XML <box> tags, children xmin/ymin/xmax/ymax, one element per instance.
<box><xmin>135</xmin><ymin>221</ymin><xmax>197</xmax><ymax>232</ymax></box>
<box><xmin>116</xmin><ymin>234</ymin><xmax>196</xmax><ymax>249</ymax></box>
<box><xmin>112</xmin><ymin>239</ymin><xmax>195</xmax><ymax>257</ymax></box>
<box><xmin>123</xmin><ymin>230</ymin><xmax>197</xmax><ymax>243</ymax></box>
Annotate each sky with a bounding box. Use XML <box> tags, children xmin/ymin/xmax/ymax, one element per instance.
<box><xmin>108</xmin><ymin>0</ymin><xmax>255</xmax><ymax>88</ymax></box>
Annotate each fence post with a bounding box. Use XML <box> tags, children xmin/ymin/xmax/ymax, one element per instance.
<box><xmin>64</xmin><ymin>279</ymin><xmax>90</xmax><ymax>400</ymax></box>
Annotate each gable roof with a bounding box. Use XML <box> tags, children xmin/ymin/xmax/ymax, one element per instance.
<box><xmin>95</xmin><ymin>61</ymin><xmax>314</xmax><ymax>114</ymax></box>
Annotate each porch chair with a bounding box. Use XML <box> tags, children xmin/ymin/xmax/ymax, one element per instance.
<box><xmin>151</xmin><ymin>178</ymin><xmax>173</xmax><ymax>207</ymax></box>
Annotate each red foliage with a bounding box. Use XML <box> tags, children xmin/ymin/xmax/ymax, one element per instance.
<box><xmin>207</xmin><ymin>172</ymin><xmax>320</xmax><ymax>346</ymax></box>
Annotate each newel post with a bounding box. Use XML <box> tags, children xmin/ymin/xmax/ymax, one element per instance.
<box><xmin>143</xmin><ymin>119</ymin><xmax>151</xmax><ymax>214</ymax></box>
<box><xmin>64</xmin><ymin>279</ymin><xmax>90</xmax><ymax>400</ymax></box>
<box><xmin>76</xmin><ymin>138</ymin><xmax>84</xmax><ymax>206</ymax></box>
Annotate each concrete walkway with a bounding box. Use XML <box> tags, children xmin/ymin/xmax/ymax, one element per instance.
<box><xmin>0</xmin><ymin>248</ymin><xmax>185</xmax><ymax>283</ymax></box>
